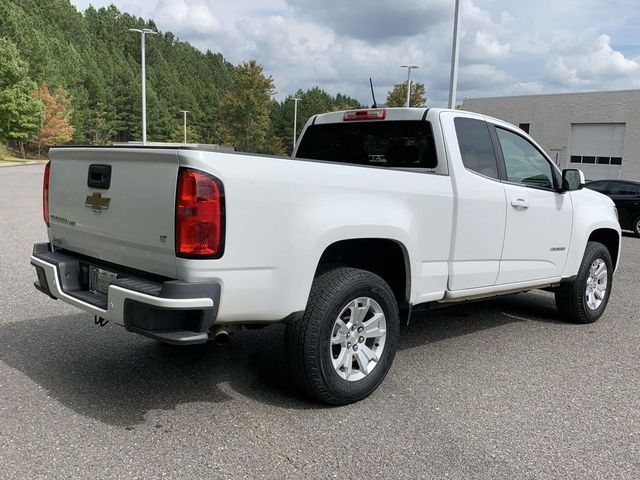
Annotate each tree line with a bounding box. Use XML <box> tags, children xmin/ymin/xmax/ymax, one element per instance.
<box><xmin>0</xmin><ymin>0</ymin><xmax>427</xmax><ymax>157</ymax></box>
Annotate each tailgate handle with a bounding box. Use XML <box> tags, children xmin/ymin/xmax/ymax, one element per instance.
<box><xmin>87</xmin><ymin>164</ymin><xmax>112</xmax><ymax>189</ymax></box>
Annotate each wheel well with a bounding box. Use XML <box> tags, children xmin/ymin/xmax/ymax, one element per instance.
<box><xmin>588</xmin><ymin>228</ymin><xmax>620</xmax><ymax>269</ymax></box>
<box><xmin>316</xmin><ymin>239</ymin><xmax>410</xmax><ymax>304</ymax></box>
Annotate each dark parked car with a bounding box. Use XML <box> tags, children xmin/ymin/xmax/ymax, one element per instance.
<box><xmin>586</xmin><ymin>180</ymin><xmax>640</xmax><ymax>236</ymax></box>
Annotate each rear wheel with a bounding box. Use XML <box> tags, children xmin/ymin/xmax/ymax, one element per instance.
<box><xmin>285</xmin><ymin>268</ymin><xmax>399</xmax><ymax>405</ymax></box>
<box><xmin>555</xmin><ymin>241</ymin><xmax>613</xmax><ymax>324</ymax></box>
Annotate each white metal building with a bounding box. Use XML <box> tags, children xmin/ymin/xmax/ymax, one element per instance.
<box><xmin>462</xmin><ymin>90</ymin><xmax>640</xmax><ymax>181</ymax></box>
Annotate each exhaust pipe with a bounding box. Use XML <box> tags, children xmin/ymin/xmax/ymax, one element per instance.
<box><xmin>213</xmin><ymin>329</ymin><xmax>230</xmax><ymax>345</ymax></box>
<box><xmin>209</xmin><ymin>325</ymin><xmax>240</xmax><ymax>345</ymax></box>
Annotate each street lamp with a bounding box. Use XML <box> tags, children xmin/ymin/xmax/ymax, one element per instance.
<box><xmin>292</xmin><ymin>97</ymin><xmax>301</xmax><ymax>149</ymax></box>
<box><xmin>179</xmin><ymin>110</ymin><xmax>189</xmax><ymax>144</ymax></box>
<box><xmin>129</xmin><ymin>28</ymin><xmax>158</xmax><ymax>145</ymax></box>
<box><xmin>400</xmin><ymin>65</ymin><xmax>419</xmax><ymax>107</ymax></box>
<box><xmin>448</xmin><ymin>0</ymin><xmax>462</xmax><ymax>109</ymax></box>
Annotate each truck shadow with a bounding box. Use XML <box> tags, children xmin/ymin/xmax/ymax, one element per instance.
<box><xmin>0</xmin><ymin>292</ymin><xmax>561</xmax><ymax>426</ymax></box>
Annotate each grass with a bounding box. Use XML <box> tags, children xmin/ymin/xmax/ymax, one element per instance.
<box><xmin>0</xmin><ymin>144</ymin><xmax>46</xmax><ymax>164</ymax></box>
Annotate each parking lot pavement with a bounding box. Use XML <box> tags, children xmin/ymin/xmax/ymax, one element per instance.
<box><xmin>1</xmin><ymin>164</ymin><xmax>639</xmax><ymax>479</ymax></box>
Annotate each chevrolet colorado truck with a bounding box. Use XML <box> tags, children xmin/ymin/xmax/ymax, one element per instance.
<box><xmin>31</xmin><ymin>108</ymin><xmax>621</xmax><ymax>404</ymax></box>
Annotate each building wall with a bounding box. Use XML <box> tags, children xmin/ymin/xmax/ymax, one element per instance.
<box><xmin>462</xmin><ymin>90</ymin><xmax>640</xmax><ymax>180</ymax></box>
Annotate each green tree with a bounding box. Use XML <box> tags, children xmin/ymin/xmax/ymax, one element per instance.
<box><xmin>0</xmin><ymin>38</ymin><xmax>44</xmax><ymax>157</ymax></box>
<box><xmin>169</xmin><ymin>119</ymin><xmax>200</xmax><ymax>144</ymax></box>
<box><xmin>0</xmin><ymin>0</ymin><xmax>365</xmax><ymax>151</ymax></box>
<box><xmin>271</xmin><ymin>87</ymin><xmax>362</xmax><ymax>154</ymax></box>
<box><xmin>385</xmin><ymin>82</ymin><xmax>427</xmax><ymax>107</ymax></box>
<box><xmin>215</xmin><ymin>60</ymin><xmax>279</xmax><ymax>154</ymax></box>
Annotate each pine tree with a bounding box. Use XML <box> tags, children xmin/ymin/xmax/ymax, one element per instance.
<box><xmin>0</xmin><ymin>0</ymin><xmax>365</xmax><ymax>152</ymax></box>
<box><xmin>270</xmin><ymin>87</ymin><xmax>362</xmax><ymax>154</ymax></box>
<box><xmin>0</xmin><ymin>38</ymin><xmax>44</xmax><ymax>157</ymax></box>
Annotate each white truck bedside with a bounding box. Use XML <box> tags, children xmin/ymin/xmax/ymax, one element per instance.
<box><xmin>31</xmin><ymin>108</ymin><xmax>621</xmax><ymax>404</ymax></box>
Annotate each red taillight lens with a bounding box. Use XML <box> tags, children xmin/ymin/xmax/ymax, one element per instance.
<box><xmin>43</xmin><ymin>161</ymin><xmax>51</xmax><ymax>226</ymax></box>
<box><xmin>176</xmin><ymin>168</ymin><xmax>224</xmax><ymax>258</ymax></box>
<box><xmin>343</xmin><ymin>109</ymin><xmax>386</xmax><ymax>121</ymax></box>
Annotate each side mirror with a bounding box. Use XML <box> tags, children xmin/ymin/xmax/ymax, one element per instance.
<box><xmin>562</xmin><ymin>168</ymin><xmax>585</xmax><ymax>192</ymax></box>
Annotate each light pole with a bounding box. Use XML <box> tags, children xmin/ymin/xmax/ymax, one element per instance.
<box><xmin>129</xmin><ymin>28</ymin><xmax>158</xmax><ymax>145</ymax></box>
<box><xmin>400</xmin><ymin>65</ymin><xmax>419</xmax><ymax>107</ymax></box>
<box><xmin>180</xmin><ymin>110</ymin><xmax>189</xmax><ymax>143</ymax></box>
<box><xmin>448</xmin><ymin>0</ymin><xmax>462</xmax><ymax>109</ymax></box>
<box><xmin>292</xmin><ymin>97</ymin><xmax>301</xmax><ymax>149</ymax></box>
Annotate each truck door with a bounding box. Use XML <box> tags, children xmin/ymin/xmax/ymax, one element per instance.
<box><xmin>609</xmin><ymin>182</ymin><xmax>640</xmax><ymax>230</ymax></box>
<box><xmin>442</xmin><ymin>113</ymin><xmax>507</xmax><ymax>291</ymax></box>
<box><xmin>491</xmin><ymin>125</ymin><xmax>572</xmax><ymax>284</ymax></box>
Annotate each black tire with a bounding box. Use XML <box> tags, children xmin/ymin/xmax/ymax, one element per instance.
<box><xmin>285</xmin><ymin>268</ymin><xmax>399</xmax><ymax>405</ymax></box>
<box><xmin>633</xmin><ymin>216</ymin><xmax>640</xmax><ymax>237</ymax></box>
<box><xmin>555</xmin><ymin>241</ymin><xmax>613</xmax><ymax>324</ymax></box>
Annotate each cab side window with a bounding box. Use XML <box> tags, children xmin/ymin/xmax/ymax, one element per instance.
<box><xmin>495</xmin><ymin>127</ymin><xmax>555</xmax><ymax>189</ymax></box>
<box><xmin>454</xmin><ymin>117</ymin><xmax>500</xmax><ymax>180</ymax></box>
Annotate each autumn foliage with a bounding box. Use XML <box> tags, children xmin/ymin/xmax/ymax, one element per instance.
<box><xmin>32</xmin><ymin>85</ymin><xmax>74</xmax><ymax>153</ymax></box>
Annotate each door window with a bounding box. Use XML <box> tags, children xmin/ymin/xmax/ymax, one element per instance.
<box><xmin>610</xmin><ymin>183</ymin><xmax>640</xmax><ymax>196</ymax></box>
<box><xmin>496</xmin><ymin>127</ymin><xmax>555</xmax><ymax>189</ymax></box>
<box><xmin>454</xmin><ymin>118</ymin><xmax>500</xmax><ymax>179</ymax></box>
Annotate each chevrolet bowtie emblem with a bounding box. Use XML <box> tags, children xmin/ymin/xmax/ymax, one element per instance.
<box><xmin>85</xmin><ymin>192</ymin><xmax>111</xmax><ymax>211</ymax></box>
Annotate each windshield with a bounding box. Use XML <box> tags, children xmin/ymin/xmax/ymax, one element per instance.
<box><xmin>296</xmin><ymin>120</ymin><xmax>438</xmax><ymax>169</ymax></box>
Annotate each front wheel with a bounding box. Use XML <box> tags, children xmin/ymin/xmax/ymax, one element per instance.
<box><xmin>555</xmin><ymin>241</ymin><xmax>613</xmax><ymax>324</ymax></box>
<box><xmin>633</xmin><ymin>216</ymin><xmax>640</xmax><ymax>237</ymax></box>
<box><xmin>285</xmin><ymin>268</ymin><xmax>399</xmax><ymax>405</ymax></box>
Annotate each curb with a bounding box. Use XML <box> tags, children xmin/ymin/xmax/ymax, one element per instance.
<box><xmin>0</xmin><ymin>160</ymin><xmax>48</xmax><ymax>168</ymax></box>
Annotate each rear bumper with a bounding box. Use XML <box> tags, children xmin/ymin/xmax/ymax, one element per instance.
<box><xmin>30</xmin><ymin>243</ymin><xmax>220</xmax><ymax>345</ymax></box>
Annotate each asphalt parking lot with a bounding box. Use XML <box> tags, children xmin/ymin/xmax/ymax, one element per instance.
<box><xmin>1</xmin><ymin>164</ymin><xmax>639</xmax><ymax>479</ymax></box>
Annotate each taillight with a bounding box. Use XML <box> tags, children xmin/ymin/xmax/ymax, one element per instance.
<box><xmin>343</xmin><ymin>109</ymin><xmax>386</xmax><ymax>121</ymax></box>
<box><xmin>175</xmin><ymin>168</ymin><xmax>224</xmax><ymax>258</ymax></box>
<box><xmin>43</xmin><ymin>161</ymin><xmax>51</xmax><ymax>226</ymax></box>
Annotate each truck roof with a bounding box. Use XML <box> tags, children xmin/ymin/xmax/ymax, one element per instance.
<box><xmin>313</xmin><ymin>107</ymin><xmax>431</xmax><ymax>125</ymax></box>
<box><xmin>310</xmin><ymin>107</ymin><xmax>494</xmax><ymax>125</ymax></box>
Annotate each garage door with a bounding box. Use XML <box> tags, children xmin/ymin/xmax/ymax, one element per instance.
<box><xmin>568</xmin><ymin>123</ymin><xmax>625</xmax><ymax>181</ymax></box>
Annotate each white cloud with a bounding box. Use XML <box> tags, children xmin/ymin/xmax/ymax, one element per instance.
<box><xmin>156</xmin><ymin>0</ymin><xmax>222</xmax><ymax>36</ymax></box>
<box><xmin>465</xmin><ymin>31</ymin><xmax>511</xmax><ymax>63</ymax></box>
<box><xmin>459</xmin><ymin>64</ymin><xmax>512</xmax><ymax>89</ymax></box>
<box><xmin>544</xmin><ymin>34</ymin><xmax>640</xmax><ymax>87</ymax></box>
<box><xmin>68</xmin><ymin>0</ymin><xmax>640</xmax><ymax>106</ymax></box>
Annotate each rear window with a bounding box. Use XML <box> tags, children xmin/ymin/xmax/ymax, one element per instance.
<box><xmin>295</xmin><ymin>120</ymin><xmax>438</xmax><ymax>169</ymax></box>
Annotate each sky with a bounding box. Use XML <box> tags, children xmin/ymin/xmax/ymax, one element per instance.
<box><xmin>69</xmin><ymin>0</ymin><xmax>640</xmax><ymax>107</ymax></box>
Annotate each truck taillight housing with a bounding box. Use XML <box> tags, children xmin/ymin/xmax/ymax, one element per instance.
<box><xmin>43</xmin><ymin>161</ymin><xmax>51</xmax><ymax>227</ymax></box>
<box><xmin>175</xmin><ymin>168</ymin><xmax>225</xmax><ymax>258</ymax></box>
<box><xmin>343</xmin><ymin>109</ymin><xmax>386</xmax><ymax>121</ymax></box>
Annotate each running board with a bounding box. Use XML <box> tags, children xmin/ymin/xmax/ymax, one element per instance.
<box><xmin>439</xmin><ymin>282</ymin><xmax>555</xmax><ymax>304</ymax></box>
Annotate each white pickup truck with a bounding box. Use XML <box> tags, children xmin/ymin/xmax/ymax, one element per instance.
<box><xmin>31</xmin><ymin>108</ymin><xmax>621</xmax><ymax>404</ymax></box>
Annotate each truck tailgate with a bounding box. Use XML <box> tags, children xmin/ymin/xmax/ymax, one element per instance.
<box><xmin>47</xmin><ymin>148</ymin><xmax>179</xmax><ymax>278</ymax></box>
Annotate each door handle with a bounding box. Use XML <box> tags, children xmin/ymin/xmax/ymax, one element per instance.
<box><xmin>511</xmin><ymin>198</ymin><xmax>529</xmax><ymax>209</ymax></box>
<box><xmin>87</xmin><ymin>164</ymin><xmax>112</xmax><ymax>189</ymax></box>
